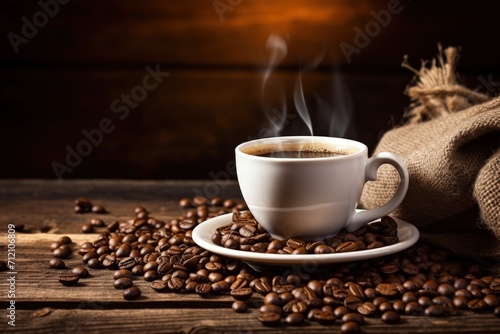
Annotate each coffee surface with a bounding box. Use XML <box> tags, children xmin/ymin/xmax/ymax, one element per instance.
<box><xmin>243</xmin><ymin>142</ymin><xmax>358</xmax><ymax>158</ymax></box>
<box><xmin>257</xmin><ymin>150</ymin><xmax>346</xmax><ymax>158</ymax></box>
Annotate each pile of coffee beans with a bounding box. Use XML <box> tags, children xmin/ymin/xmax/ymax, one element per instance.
<box><xmin>49</xmin><ymin>196</ymin><xmax>500</xmax><ymax>332</ymax></box>
<box><xmin>212</xmin><ymin>211</ymin><xmax>399</xmax><ymax>254</ymax></box>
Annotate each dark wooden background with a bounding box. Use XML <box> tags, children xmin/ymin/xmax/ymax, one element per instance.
<box><xmin>1</xmin><ymin>0</ymin><xmax>499</xmax><ymax>179</ymax></box>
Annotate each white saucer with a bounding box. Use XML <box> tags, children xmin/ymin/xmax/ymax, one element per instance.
<box><xmin>192</xmin><ymin>212</ymin><xmax>419</xmax><ymax>270</ymax></box>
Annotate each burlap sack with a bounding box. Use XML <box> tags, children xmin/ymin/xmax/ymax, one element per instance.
<box><xmin>360</xmin><ymin>46</ymin><xmax>500</xmax><ymax>261</ymax></box>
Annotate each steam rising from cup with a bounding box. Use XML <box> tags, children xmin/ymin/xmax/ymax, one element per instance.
<box><xmin>261</xmin><ymin>34</ymin><xmax>355</xmax><ymax>139</ymax></box>
<box><xmin>261</xmin><ymin>34</ymin><xmax>288</xmax><ymax>137</ymax></box>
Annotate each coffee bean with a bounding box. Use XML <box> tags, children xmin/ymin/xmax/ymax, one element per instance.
<box><xmin>294</xmin><ymin>287</ymin><xmax>320</xmax><ymax>307</ymax></box>
<box><xmin>72</xmin><ymin>267</ymin><xmax>89</xmax><ymax>278</ymax></box>
<box><xmin>337</xmin><ymin>241</ymin><xmax>359</xmax><ymax>252</ymax></box>
<box><xmin>53</xmin><ymin>247</ymin><xmax>70</xmax><ymax>259</ymax></box>
<box><xmin>347</xmin><ymin>282</ymin><xmax>365</xmax><ymax>299</ymax></box>
<box><xmin>82</xmin><ymin>222</ymin><xmax>94</xmax><ymax>233</ymax></box>
<box><xmin>367</xmin><ymin>241</ymin><xmax>385</xmax><ymax>249</ymax></box>
<box><xmin>97</xmin><ymin>254</ymin><xmax>114</xmax><ymax>268</ymax></box>
<box><xmin>49</xmin><ymin>242</ymin><xmax>61</xmax><ymax>251</ymax></box>
<box><xmin>451</xmin><ymin>295</ymin><xmax>468</xmax><ymax>309</ymax></box>
<box><xmin>286</xmin><ymin>312</ymin><xmax>305</xmax><ymax>325</ymax></box>
<box><xmin>114</xmin><ymin>269</ymin><xmax>134</xmax><ymax>280</ymax></box>
<box><xmin>495</xmin><ymin>306</ymin><xmax>500</xmax><ymax>317</ymax></box>
<box><xmin>258</xmin><ymin>311</ymin><xmax>281</xmax><ymax>326</ymax></box>
<box><xmin>283</xmin><ymin>300</ymin><xmax>307</xmax><ymax>314</ymax></box>
<box><xmin>322</xmin><ymin>305</ymin><xmax>335</xmax><ymax>313</ymax></box>
<box><xmin>432</xmin><ymin>296</ymin><xmax>451</xmax><ymax>305</ymax></box>
<box><xmin>364</xmin><ymin>288</ymin><xmax>377</xmax><ymax>299</ymax></box>
<box><xmin>376</xmin><ymin>283</ymin><xmax>404</xmax><ymax>296</ymax></box>
<box><xmin>357</xmin><ymin>301</ymin><xmax>376</xmax><ymax>316</ymax></box>
<box><xmin>254</xmin><ymin>279</ymin><xmax>272</xmax><ymax>295</ymax></box>
<box><xmin>273</xmin><ymin>284</ymin><xmax>295</xmax><ymax>294</ymax></box>
<box><xmin>75</xmin><ymin>197</ymin><xmax>92</xmax><ymax>211</ymax></box>
<box><xmin>401</xmin><ymin>262</ymin><xmax>420</xmax><ymax>275</ymax></box>
<box><xmin>114</xmin><ymin>277</ymin><xmax>133</xmax><ymax>289</ymax></box>
<box><xmin>380</xmin><ymin>261</ymin><xmax>399</xmax><ymax>274</ymax></box>
<box><xmin>87</xmin><ymin>258</ymin><xmax>101</xmax><ymax>269</ymax></box>
<box><xmin>403</xmin><ymin>279</ymin><xmax>420</xmax><ymax>291</ymax></box>
<box><xmin>340</xmin><ymin>321</ymin><xmax>360</xmax><ymax>333</ymax></box>
<box><xmin>58</xmin><ymin>274</ymin><xmax>79</xmax><ymax>286</ymax></box>
<box><xmin>195</xmin><ymin>283</ymin><xmax>212</xmax><ymax>296</ymax></box>
<box><xmin>423</xmin><ymin>279</ymin><xmax>438</xmax><ymax>291</ymax></box>
<box><xmin>90</xmin><ymin>218</ymin><xmax>106</xmax><ymax>227</ymax></box>
<box><xmin>342</xmin><ymin>313</ymin><xmax>364</xmax><ymax>324</ymax></box>
<box><xmin>207</xmin><ymin>196</ymin><xmax>221</xmax><ymax>206</ymax></box>
<box><xmin>210</xmin><ymin>280</ymin><xmax>229</xmax><ymax>294</ymax></box>
<box><xmin>123</xmin><ymin>286</ymin><xmax>141</xmax><ymax>300</ymax></box>
<box><xmin>91</xmin><ymin>205</ymin><xmax>107</xmax><ymax>214</ymax></box>
<box><xmin>484</xmin><ymin>294</ymin><xmax>500</xmax><ymax>308</ymax></box>
<box><xmin>223</xmin><ymin>198</ymin><xmax>236</xmax><ymax>208</ymax></box>
<box><xmin>405</xmin><ymin>301</ymin><xmax>424</xmax><ymax>316</ymax></box>
<box><xmin>344</xmin><ymin>296</ymin><xmax>362</xmax><ymax>311</ymax></box>
<box><xmin>184</xmin><ymin>281</ymin><xmax>198</xmax><ymax>293</ymax></box>
<box><xmin>307</xmin><ymin>308</ymin><xmax>322</xmax><ymax>321</ymax></box>
<box><xmin>118</xmin><ymin>257</ymin><xmax>137</xmax><ymax>270</ymax></box>
<box><xmin>49</xmin><ymin>258</ymin><xmax>65</xmax><ymax>269</ymax></box>
<box><xmin>232</xmin><ymin>301</ymin><xmax>247</xmax><ymax>313</ymax></box>
<box><xmin>129</xmin><ymin>264</ymin><xmax>143</xmax><ymax>276</ymax></box>
<box><xmin>392</xmin><ymin>300</ymin><xmax>405</xmax><ymax>313</ymax></box>
<box><xmin>379</xmin><ymin>301</ymin><xmax>394</xmax><ymax>312</ymax></box>
<box><xmin>231</xmin><ymin>287</ymin><xmax>253</xmax><ymax>301</ymax></box>
<box><xmin>313</xmin><ymin>311</ymin><xmax>336</xmax><ymax>325</ymax></box>
<box><xmin>314</xmin><ymin>244</ymin><xmax>336</xmax><ymax>254</ymax></box>
<box><xmin>82</xmin><ymin>248</ymin><xmax>99</xmax><ymax>263</ymax></box>
<box><xmin>260</xmin><ymin>304</ymin><xmax>282</xmax><ymax>315</ymax></box>
<box><xmin>402</xmin><ymin>291</ymin><xmax>417</xmax><ymax>303</ymax></box>
<box><xmin>468</xmin><ymin>298</ymin><xmax>488</xmax><ymax>311</ymax></box>
<box><xmin>381</xmin><ymin>310</ymin><xmax>400</xmax><ymax>324</ymax></box>
<box><xmin>58</xmin><ymin>236</ymin><xmax>72</xmax><ymax>245</ymax></box>
<box><xmin>150</xmin><ymin>280</ymin><xmax>169</xmax><ymax>292</ymax></box>
<box><xmin>333</xmin><ymin>287</ymin><xmax>350</xmax><ymax>300</ymax></box>
<box><xmin>179</xmin><ymin>198</ymin><xmax>192</xmax><ymax>208</ymax></box>
<box><xmin>425</xmin><ymin>304</ymin><xmax>445</xmax><ymax>317</ymax></box>
<box><xmin>263</xmin><ymin>292</ymin><xmax>280</xmax><ymax>305</ymax></box>
<box><xmin>372</xmin><ymin>296</ymin><xmax>389</xmax><ymax>307</ymax></box>
<box><xmin>417</xmin><ymin>296</ymin><xmax>432</xmax><ymax>308</ymax></box>
<box><xmin>437</xmin><ymin>283</ymin><xmax>455</xmax><ymax>297</ymax></box>
<box><xmin>279</xmin><ymin>293</ymin><xmax>293</xmax><ymax>305</ymax></box>
<box><xmin>167</xmin><ymin>277</ymin><xmax>185</xmax><ymax>292</ymax></box>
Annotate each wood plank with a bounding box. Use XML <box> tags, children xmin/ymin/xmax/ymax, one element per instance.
<box><xmin>1</xmin><ymin>0</ymin><xmax>500</xmax><ymax>69</ymax></box>
<box><xmin>4</xmin><ymin>308</ymin><xmax>500</xmax><ymax>334</ymax></box>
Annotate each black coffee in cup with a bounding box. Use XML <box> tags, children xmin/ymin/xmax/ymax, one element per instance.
<box><xmin>242</xmin><ymin>142</ymin><xmax>358</xmax><ymax>159</ymax></box>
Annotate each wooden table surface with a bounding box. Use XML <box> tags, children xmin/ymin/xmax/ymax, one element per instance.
<box><xmin>1</xmin><ymin>179</ymin><xmax>499</xmax><ymax>333</ymax></box>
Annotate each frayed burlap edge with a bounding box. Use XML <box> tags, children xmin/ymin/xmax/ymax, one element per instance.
<box><xmin>401</xmin><ymin>45</ymin><xmax>489</xmax><ymax>123</ymax></box>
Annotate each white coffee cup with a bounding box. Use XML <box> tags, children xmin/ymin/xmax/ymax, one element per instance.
<box><xmin>235</xmin><ymin>136</ymin><xmax>409</xmax><ymax>240</ymax></box>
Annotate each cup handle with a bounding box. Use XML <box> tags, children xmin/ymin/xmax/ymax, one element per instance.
<box><xmin>345</xmin><ymin>152</ymin><xmax>409</xmax><ymax>233</ymax></box>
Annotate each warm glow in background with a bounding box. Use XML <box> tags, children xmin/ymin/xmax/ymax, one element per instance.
<box><xmin>1</xmin><ymin>0</ymin><xmax>499</xmax><ymax>179</ymax></box>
